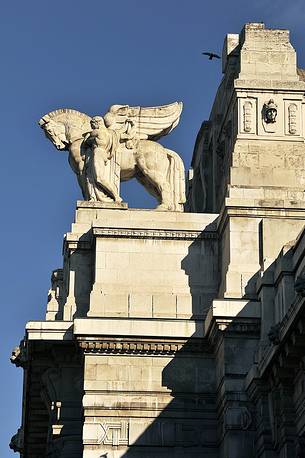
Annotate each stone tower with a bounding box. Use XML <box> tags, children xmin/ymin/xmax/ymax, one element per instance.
<box><xmin>11</xmin><ymin>23</ymin><xmax>305</xmax><ymax>458</ymax></box>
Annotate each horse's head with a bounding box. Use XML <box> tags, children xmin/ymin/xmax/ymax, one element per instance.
<box><xmin>39</xmin><ymin>118</ymin><xmax>68</xmax><ymax>150</ymax></box>
<box><xmin>38</xmin><ymin>109</ymin><xmax>92</xmax><ymax>151</ymax></box>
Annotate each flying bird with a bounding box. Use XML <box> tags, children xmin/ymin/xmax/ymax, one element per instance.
<box><xmin>202</xmin><ymin>52</ymin><xmax>221</xmax><ymax>60</ymax></box>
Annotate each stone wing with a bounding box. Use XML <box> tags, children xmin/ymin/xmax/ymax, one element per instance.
<box><xmin>104</xmin><ymin>102</ymin><xmax>183</xmax><ymax>140</ymax></box>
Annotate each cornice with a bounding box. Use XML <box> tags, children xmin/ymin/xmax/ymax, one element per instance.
<box><xmin>92</xmin><ymin>227</ymin><xmax>217</xmax><ymax>241</ymax></box>
<box><xmin>77</xmin><ymin>337</ymin><xmax>211</xmax><ymax>356</ymax></box>
<box><xmin>207</xmin><ymin>317</ymin><xmax>261</xmax><ymax>350</ymax></box>
<box><xmin>217</xmin><ymin>203</ymin><xmax>305</xmax><ymax>236</ymax></box>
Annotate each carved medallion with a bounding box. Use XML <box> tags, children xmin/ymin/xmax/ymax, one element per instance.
<box><xmin>263</xmin><ymin>99</ymin><xmax>278</xmax><ymax>124</ymax></box>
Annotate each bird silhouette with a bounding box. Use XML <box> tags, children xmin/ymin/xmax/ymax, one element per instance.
<box><xmin>202</xmin><ymin>52</ymin><xmax>221</xmax><ymax>60</ymax></box>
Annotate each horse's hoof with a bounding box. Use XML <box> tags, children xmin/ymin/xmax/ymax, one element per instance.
<box><xmin>155</xmin><ymin>204</ymin><xmax>169</xmax><ymax>212</ymax></box>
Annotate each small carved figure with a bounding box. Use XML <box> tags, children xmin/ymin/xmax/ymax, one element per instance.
<box><xmin>296</xmin><ymin>436</ymin><xmax>305</xmax><ymax>458</ymax></box>
<box><xmin>295</xmin><ymin>276</ymin><xmax>305</xmax><ymax>296</ymax></box>
<box><xmin>86</xmin><ymin>116</ymin><xmax>115</xmax><ymax>165</ymax></box>
<box><xmin>268</xmin><ymin>323</ymin><xmax>281</xmax><ymax>345</ymax></box>
<box><xmin>39</xmin><ymin>102</ymin><xmax>185</xmax><ymax>211</ymax></box>
<box><xmin>9</xmin><ymin>428</ymin><xmax>24</xmax><ymax>453</ymax></box>
<box><xmin>264</xmin><ymin>99</ymin><xmax>278</xmax><ymax>123</ymax></box>
<box><xmin>10</xmin><ymin>340</ymin><xmax>27</xmax><ymax>367</ymax></box>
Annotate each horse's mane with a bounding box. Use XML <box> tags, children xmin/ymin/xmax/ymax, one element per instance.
<box><xmin>39</xmin><ymin>108</ymin><xmax>91</xmax><ymax>126</ymax></box>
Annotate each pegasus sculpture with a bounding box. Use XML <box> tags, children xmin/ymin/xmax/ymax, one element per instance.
<box><xmin>39</xmin><ymin>102</ymin><xmax>186</xmax><ymax>211</ymax></box>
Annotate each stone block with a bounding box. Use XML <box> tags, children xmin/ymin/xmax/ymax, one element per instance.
<box><xmin>74</xmin><ymin>317</ymin><xmax>203</xmax><ymax>338</ymax></box>
<box><xmin>176</xmin><ymin>294</ymin><xmax>192</xmax><ymax>318</ymax></box>
<box><xmin>230</xmin><ymin>217</ymin><xmax>259</xmax><ymax>233</ymax></box>
<box><xmin>191</xmin><ymin>294</ymin><xmax>205</xmax><ymax>318</ymax></box>
<box><xmin>152</xmin><ymin>294</ymin><xmax>176</xmax><ymax>318</ymax></box>
<box><xmin>85</xmin><ymin>363</ymin><xmax>97</xmax><ymax>380</ymax></box>
<box><xmin>89</xmin><ymin>291</ymin><xmax>129</xmax><ymax>317</ymax></box>
<box><xmin>103</xmin><ymin>294</ymin><xmax>129</xmax><ymax>317</ymax></box>
<box><xmin>105</xmin><ymin>252</ymin><xmax>130</xmax><ymax>269</ymax></box>
<box><xmin>95</xmin><ymin>252</ymin><xmax>106</xmax><ymax>269</ymax></box>
<box><xmin>238</xmin><ymin>152</ymin><xmax>259</xmax><ymax>168</ymax></box>
<box><xmin>129</xmin><ymin>293</ymin><xmax>153</xmax><ymax>317</ymax></box>
<box><xmin>259</xmin><ymin>152</ymin><xmax>284</xmax><ymax>168</ymax></box>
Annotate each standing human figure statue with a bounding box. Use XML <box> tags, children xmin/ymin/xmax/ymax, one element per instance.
<box><xmin>83</xmin><ymin>116</ymin><xmax>122</xmax><ymax>203</ymax></box>
<box><xmin>39</xmin><ymin>102</ymin><xmax>186</xmax><ymax>211</ymax></box>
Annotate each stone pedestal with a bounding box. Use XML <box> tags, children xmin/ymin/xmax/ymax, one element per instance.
<box><xmin>16</xmin><ymin>203</ymin><xmax>221</xmax><ymax>458</ymax></box>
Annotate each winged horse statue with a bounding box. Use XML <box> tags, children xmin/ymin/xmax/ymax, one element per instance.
<box><xmin>39</xmin><ymin>102</ymin><xmax>185</xmax><ymax>211</ymax></box>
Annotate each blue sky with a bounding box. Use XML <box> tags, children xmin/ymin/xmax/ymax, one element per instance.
<box><xmin>1</xmin><ymin>0</ymin><xmax>305</xmax><ymax>455</ymax></box>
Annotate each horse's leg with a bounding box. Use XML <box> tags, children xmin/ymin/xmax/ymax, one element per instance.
<box><xmin>77</xmin><ymin>173</ymin><xmax>89</xmax><ymax>200</ymax></box>
<box><xmin>68</xmin><ymin>140</ymin><xmax>90</xmax><ymax>199</ymax></box>
<box><xmin>135</xmin><ymin>170</ymin><xmax>161</xmax><ymax>202</ymax></box>
<box><xmin>155</xmin><ymin>180</ymin><xmax>172</xmax><ymax>210</ymax></box>
<box><xmin>69</xmin><ymin>139</ymin><xmax>85</xmax><ymax>174</ymax></box>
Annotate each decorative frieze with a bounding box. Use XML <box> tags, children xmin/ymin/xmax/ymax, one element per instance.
<box><xmin>83</xmin><ymin>419</ymin><xmax>217</xmax><ymax>448</ymax></box>
<box><xmin>92</xmin><ymin>227</ymin><xmax>217</xmax><ymax>241</ymax></box>
<box><xmin>78</xmin><ymin>338</ymin><xmax>208</xmax><ymax>355</ymax></box>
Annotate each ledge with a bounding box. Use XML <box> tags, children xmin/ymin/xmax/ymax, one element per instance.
<box><xmin>204</xmin><ymin>299</ymin><xmax>261</xmax><ymax>337</ymax></box>
<box><xmin>74</xmin><ymin>317</ymin><xmax>204</xmax><ymax>339</ymax></box>
<box><xmin>77</xmin><ymin>200</ymin><xmax>128</xmax><ymax>210</ymax></box>
<box><xmin>235</xmin><ymin>79</ymin><xmax>305</xmax><ymax>91</ymax></box>
<box><xmin>26</xmin><ymin>321</ymin><xmax>73</xmax><ymax>340</ymax></box>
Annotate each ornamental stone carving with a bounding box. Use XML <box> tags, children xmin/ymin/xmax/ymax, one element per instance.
<box><xmin>268</xmin><ymin>323</ymin><xmax>281</xmax><ymax>345</ymax></box>
<box><xmin>296</xmin><ymin>436</ymin><xmax>305</xmax><ymax>458</ymax></box>
<box><xmin>10</xmin><ymin>340</ymin><xmax>27</xmax><ymax>368</ymax></box>
<box><xmin>243</xmin><ymin>100</ymin><xmax>253</xmax><ymax>133</ymax></box>
<box><xmin>9</xmin><ymin>428</ymin><xmax>24</xmax><ymax>453</ymax></box>
<box><xmin>83</xmin><ymin>421</ymin><xmax>129</xmax><ymax>446</ymax></box>
<box><xmin>46</xmin><ymin>269</ymin><xmax>64</xmax><ymax>320</ymax></box>
<box><xmin>39</xmin><ymin>102</ymin><xmax>186</xmax><ymax>211</ymax></box>
<box><xmin>288</xmin><ymin>103</ymin><xmax>297</xmax><ymax>134</ymax></box>
<box><xmin>224</xmin><ymin>406</ymin><xmax>252</xmax><ymax>431</ymax></box>
<box><xmin>295</xmin><ymin>276</ymin><xmax>305</xmax><ymax>296</ymax></box>
<box><xmin>263</xmin><ymin>99</ymin><xmax>278</xmax><ymax>124</ymax></box>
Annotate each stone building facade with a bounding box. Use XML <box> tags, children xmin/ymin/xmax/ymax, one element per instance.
<box><xmin>11</xmin><ymin>23</ymin><xmax>305</xmax><ymax>457</ymax></box>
